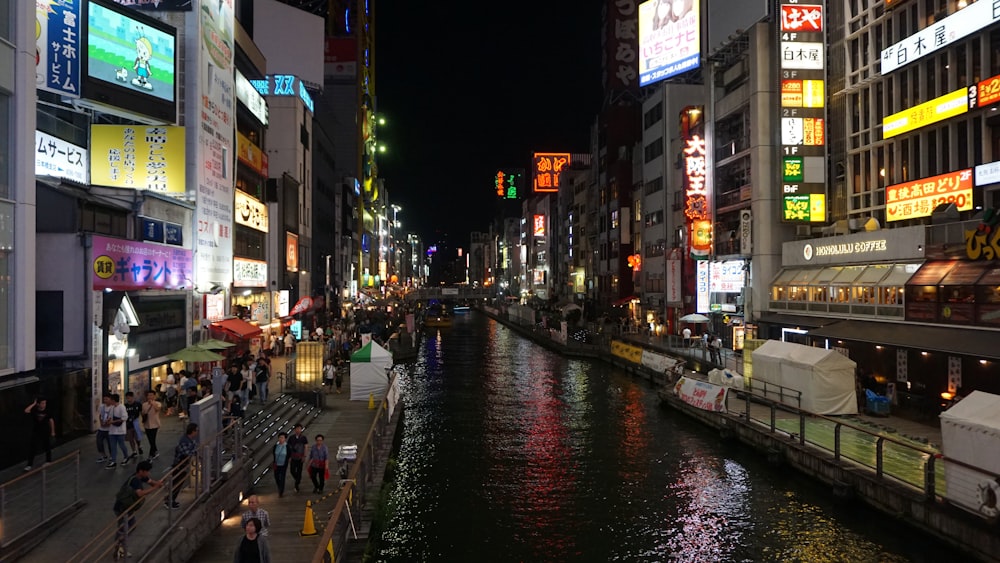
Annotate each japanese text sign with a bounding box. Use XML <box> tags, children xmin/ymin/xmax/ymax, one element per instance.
<box><xmin>37</xmin><ymin>0</ymin><xmax>81</xmax><ymax>98</ymax></box>
<box><xmin>235</xmin><ymin>70</ymin><xmax>268</xmax><ymax>126</ymax></box>
<box><xmin>606</xmin><ymin>0</ymin><xmax>638</xmax><ymax>92</ymax></box>
<box><xmin>781</xmin><ymin>80</ymin><xmax>824</xmax><ymax>108</ymax></box>
<box><xmin>533</xmin><ymin>214</ymin><xmax>546</xmax><ymax>237</ymax></box>
<box><xmin>90</xmin><ymin>125</ymin><xmax>185</xmax><ymax>194</ymax></box>
<box><xmin>673</xmin><ymin>377</ymin><xmax>729</xmax><ymax>413</ymax></box>
<box><xmin>780</xmin><ymin>42</ymin><xmax>823</xmax><ymax>70</ymax></box>
<box><xmin>234</xmin><ymin>190</ymin><xmax>268</xmax><ymax>233</ymax></box>
<box><xmin>233</xmin><ymin>258</ymin><xmax>267</xmax><ymax>287</ymax></box>
<box><xmin>880</xmin><ymin>0</ymin><xmax>999</xmax><ymax>75</ymax></box>
<box><xmin>638</xmin><ymin>0</ymin><xmax>700</xmax><ymax>87</ymax></box>
<box><xmin>35</xmin><ymin>130</ymin><xmax>88</xmax><ymax>183</ymax></box>
<box><xmin>236</xmin><ymin>131</ymin><xmax>266</xmax><ymax>176</ymax></box>
<box><xmin>971</xmin><ymin>73</ymin><xmax>1000</xmax><ymax>109</ymax></box>
<box><xmin>683</xmin><ymin>129</ymin><xmax>711</xmax><ymax>260</ymax></box>
<box><xmin>710</xmin><ymin>260</ymin><xmax>746</xmax><ymax>293</ymax></box>
<box><xmin>780</xmin><ymin>5</ymin><xmax>823</xmax><ymax>32</ymax></box>
<box><xmin>886</xmin><ymin>169</ymin><xmax>973</xmax><ymax>223</ymax></box>
<box><xmin>532</xmin><ymin>153</ymin><xmax>570</xmax><ymax>193</ymax></box>
<box><xmin>882</xmin><ymin>88</ymin><xmax>968</xmax><ymax>139</ymax></box>
<box><xmin>92</xmin><ymin>234</ymin><xmax>192</xmax><ymax>291</ymax></box>
<box><xmin>782</xmin><ymin>194</ymin><xmax>826</xmax><ymax>222</ymax></box>
<box><xmin>286</xmin><ymin>232</ymin><xmax>298</xmax><ymax>272</ymax></box>
<box><xmin>494</xmin><ymin>169</ymin><xmax>522</xmax><ymax>199</ymax></box>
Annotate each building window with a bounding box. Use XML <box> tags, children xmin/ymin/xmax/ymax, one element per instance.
<box><xmin>643</xmin><ymin>137</ymin><xmax>664</xmax><ymax>163</ymax></box>
<box><xmin>81</xmin><ymin>204</ymin><xmax>128</xmax><ymax>237</ymax></box>
<box><xmin>0</xmin><ymin>0</ymin><xmax>10</xmax><ymax>41</ymax></box>
<box><xmin>0</xmin><ymin>200</ymin><xmax>11</xmax><ymax>370</ymax></box>
<box><xmin>644</xmin><ymin>103</ymin><xmax>663</xmax><ymax>130</ymax></box>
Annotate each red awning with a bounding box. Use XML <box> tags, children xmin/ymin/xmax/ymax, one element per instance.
<box><xmin>613</xmin><ymin>295</ymin><xmax>638</xmax><ymax>306</ymax></box>
<box><xmin>210</xmin><ymin>318</ymin><xmax>263</xmax><ymax>340</ymax></box>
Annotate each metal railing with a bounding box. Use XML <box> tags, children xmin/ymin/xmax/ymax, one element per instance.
<box><xmin>310</xmin><ymin>375</ymin><xmax>399</xmax><ymax>562</ymax></box>
<box><xmin>67</xmin><ymin>419</ymin><xmax>245</xmax><ymax>562</ymax></box>
<box><xmin>0</xmin><ymin>450</ymin><xmax>82</xmax><ymax>548</ymax></box>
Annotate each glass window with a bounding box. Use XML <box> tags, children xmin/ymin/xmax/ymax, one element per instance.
<box><xmin>0</xmin><ymin>94</ymin><xmax>8</xmax><ymax>200</ymax></box>
<box><xmin>0</xmin><ymin>0</ymin><xmax>9</xmax><ymax>41</ymax></box>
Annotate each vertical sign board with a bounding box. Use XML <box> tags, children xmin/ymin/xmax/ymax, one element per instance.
<box><xmin>37</xmin><ymin>0</ymin><xmax>82</xmax><ymax>98</ymax></box>
<box><xmin>532</xmin><ymin>153</ymin><xmax>571</xmax><ymax>193</ymax></box>
<box><xmin>682</xmin><ymin>124</ymin><xmax>711</xmax><ymax>260</ymax></box>
<box><xmin>190</xmin><ymin>0</ymin><xmax>236</xmax><ymax>292</ymax></box>
<box><xmin>778</xmin><ymin>3</ymin><xmax>827</xmax><ymax>222</ymax></box>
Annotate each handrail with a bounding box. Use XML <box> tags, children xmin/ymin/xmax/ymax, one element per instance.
<box><xmin>0</xmin><ymin>450</ymin><xmax>81</xmax><ymax>548</ymax></box>
<box><xmin>309</xmin><ymin>374</ymin><xmax>397</xmax><ymax>562</ymax></box>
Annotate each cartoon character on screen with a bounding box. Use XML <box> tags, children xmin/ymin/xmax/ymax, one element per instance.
<box><xmin>132</xmin><ymin>29</ymin><xmax>154</xmax><ymax>91</ymax></box>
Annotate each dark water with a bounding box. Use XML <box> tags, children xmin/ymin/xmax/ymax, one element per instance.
<box><xmin>376</xmin><ymin>313</ymin><xmax>973</xmax><ymax>562</ymax></box>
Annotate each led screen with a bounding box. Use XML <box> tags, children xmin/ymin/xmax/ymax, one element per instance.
<box><xmin>87</xmin><ymin>0</ymin><xmax>176</xmax><ymax>104</ymax></box>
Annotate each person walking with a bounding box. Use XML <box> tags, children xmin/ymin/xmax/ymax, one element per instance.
<box><xmin>712</xmin><ymin>334</ymin><xmax>724</xmax><ymax>364</ymax></box>
<box><xmin>96</xmin><ymin>393</ymin><xmax>113</xmax><ymax>464</ymax></box>
<box><xmin>141</xmin><ymin>390</ymin><xmax>161</xmax><ymax>460</ymax></box>
<box><xmin>254</xmin><ymin>358</ymin><xmax>270</xmax><ymax>404</ymax></box>
<box><xmin>322</xmin><ymin>358</ymin><xmax>335</xmax><ymax>394</ymax></box>
<box><xmin>106</xmin><ymin>394</ymin><xmax>130</xmax><ymax>469</ymax></box>
<box><xmin>283</xmin><ymin>332</ymin><xmax>295</xmax><ymax>356</ymax></box>
<box><xmin>287</xmin><ymin>424</ymin><xmax>308</xmax><ymax>493</ymax></box>
<box><xmin>240</xmin><ymin>495</ymin><xmax>272</xmax><ymax>536</ymax></box>
<box><xmin>166</xmin><ymin>423</ymin><xmax>199</xmax><ymax>509</ymax></box>
<box><xmin>240</xmin><ymin>360</ymin><xmax>254</xmax><ymax>407</ymax></box>
<box><xmin>113</xmin><ymin>460</ymin><xmax>162</xmax><ymax>554</ymax></box>
<box><xmin>123</xmin><ymin>391</ymin><xmax>143</xmax><ymax>461</ymax></box>
<box><xmin>233</xmin><ymin>517</ymin><xmax>271</xmax><ymax>563</ymax></box>
<box><xmin>681</xmin><ymin>326</ymin><xmax>692</xmax><ymax>348</ymax></box>
<box><xmin>334</xmin><ymin>359</ymin><xmax>345</xmax><ymax>394</ymax></box>
<box><xmin>307</xmin><ymin>434</ymin><xmax>330</xmax><ymax>494</ymax></box>
<box><xmin>272</xmin><ymin>432</ymin><xmax>289</xmax><ymax>497</ymax></box>
<box><xmin>24</xmin><ymin>396</ymin><xmax>56</xmax><ymax>471</ymax></box>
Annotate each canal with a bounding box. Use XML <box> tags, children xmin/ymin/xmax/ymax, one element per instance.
<box><xmin>375</xmin><ymin>312</ymin><xmax>973</xmax><ymax>562</ymax></box>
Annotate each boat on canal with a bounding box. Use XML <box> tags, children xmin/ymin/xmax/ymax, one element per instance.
<box><xmin>423</xmin><ymin>303</ymin><xmax>453</xmax><ymax>328</ymax></box>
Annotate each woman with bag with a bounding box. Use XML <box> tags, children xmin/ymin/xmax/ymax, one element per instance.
<box><xmin>272</xmin><ymin>432</ymin><xmax>288</xmax><ymax>497</ymax></box>
<box><xmin>306</xmin><ymin>434</ymin><xmax>329</xmax><ymax>494</ymax></box>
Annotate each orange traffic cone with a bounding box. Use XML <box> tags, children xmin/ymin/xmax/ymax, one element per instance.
<box><xmin>368</xmin><ymin>393</ymin><xmax>374</xmax><ymax>410</ymax></box>
<box><xmin>300</xmin><ymin>500</ymin><xmax>318</xmax><ymax>536</ymax></box>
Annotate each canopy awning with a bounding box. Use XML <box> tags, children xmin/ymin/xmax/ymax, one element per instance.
<box><xmin>613</xmin><ymin>295</ymin><xmax>638</xmax><ymax>306</ymax></box>
<box><xmin>808</xmin><ymin>320</ymin><xmax>1000</xmax><ymax>359</ymax></box>
<box><xmin>210</xmin><ymin>318</ymin><xmax>263</xmax><ymax>340</ymax></box>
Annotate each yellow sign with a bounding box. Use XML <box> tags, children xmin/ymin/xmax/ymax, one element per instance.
<box><xmin>781</xmin><ymin>79</ymin><xmax>825</xmax><ymax>108</ymax></box>
<box><xmin>93</xmin><ymin>255</ymin><xmax>114</xmax><ymax>279</ymax></box>
<box><xmin>237</xmin><ymin>131</ymin><xmax>266</xmax><ymax>175</ymax></box>
<box><xmin>90</xmin><ymin>125</ymin><xmax>186</xmax><ymax>194</ymax></box>
<box><xmin>610</xmin><ymin>340</ymin><xmax>643</xmax><ymax>364</ymax></box>
<box><xmin>886</xmin><ymin>168</ymin><xmax>973</xmax><ymax>222</ymax></box>
<box><xmin>882</xmin><ymin>88</ymin><xmax>968</xmax><ymax>139</ymax></box>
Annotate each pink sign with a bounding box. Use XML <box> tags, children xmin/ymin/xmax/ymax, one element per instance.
<box><xmin>91</xmin><ymin>235</ymin><xmax>192</xmax><ymax>291</ymax></box>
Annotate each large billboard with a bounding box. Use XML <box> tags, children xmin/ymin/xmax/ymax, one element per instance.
<box><xmin>91</xmin><ymin>235</ymin><xmax>192</xmax><ymax>291</ymax></box>
<box><xmin>882</xmin><ymin>88</ymin><xmax>968</xmax><ymax>139</ymax></box>
<box><xmin>886</xmin><ymin>169</ymin><xmax>973</xmax><ymax>223</ymax></box>
<box><xmin>37</xmin><ymin>0</ymin><xmax>82</xmax><ymax>98</ymax></box>
<box><xmin>880</xmin><ymin>0</ymin><xmax>1000</xmax><ymax>75</ymax></box>
<box><xmin>90</xmin><ymin>125</ymin><xmax>185</xmax><ymax>193</ymax></box>
<box><xmin>604</xmin><ymin>0</ymin><xmax>639</xmax><ymax>94</ymax></box>
<box><xmin>778</xmin><ymin>1</ymin><xmax>827</xmax><ymax>223</ymax></box>
<box><xmin>190</xmin><ymin>0</ymin><xmax>235</xmax><ymax>289</ymax></box>
<box><xmin>638</xmin><ymin>0</ymin><xmax>700</xmax><ymax>86</ymax></box>
<box><xmin>83</xmin><ymin>0</ymin><xmax>177</xmax><ymax>122</ymax></box>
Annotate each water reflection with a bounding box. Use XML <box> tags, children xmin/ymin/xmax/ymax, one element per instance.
<box><xmin>379</xmin><ymin>314</ymin><xmax>969</xmax><ymax>562</ymax></box>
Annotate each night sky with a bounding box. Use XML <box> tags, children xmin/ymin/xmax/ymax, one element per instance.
<box><xmin>376</xmin><ymin>2</ymin><xmax>605</xmax><ymax>246</ymax></box>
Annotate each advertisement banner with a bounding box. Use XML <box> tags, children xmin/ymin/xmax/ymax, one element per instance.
<box><xmin>882</xmin><ymin>88</ymin><xmax>968</xmax><ymax>139</ymax></box>
<box><xmin>236</xmin><ymin>132</ymin><xmax>265</xmax><ymax>176</ymax></box>
<box><xmin>638</xmin><ymin>0</ymin><xmax>700</xmax><ymax>86</ymax></box>
<box><xmin>37</xmin><ymin>0</ymin><xmax>81</xmax><ymax>98</ymax></box>
<box><xmin>673</xmin><ymin>376</ymin><xmax>729</xmax><ymax>413</ymax></box>
<box><xmin>234</xmin><ymin>189</ymin><xmax>268</xmax><ymax>232</ymax></box>
<box><xmin>666</xmin><ymin>258</ymin><xmax>682</xmax><ymax>304</ymax></box>
<box><xmin>35</xmin><ymin>130</ymin><xmax>88</xmax><ymax>183</ymax></box>
<box><xmin>696</xmin><ymin>260</ymin><xmax>710</xmax><ymax>313</ymax></box>
<box><xmin>235</xmin><ymin>70</ymin><xmax>268</xmax><ymax>125</ymax></box>
<box><xmin>91</xmin><ymin>125</ymin><xmax>185</xmax><ymax>193</ymax></box>
<box><xmin>191</xmin><ymin>0</ymin><xmax>235</xmax><ymax>288</ymax></box>
<box><xmin>886</xmin><ymin>169</ymin><xmax>973</xmax><ymax>223</ymax></box>
<box><xmin>880</xmin><ymin>0</ymin><xmax>999</xmax><ymax>75</ymax></box>
<box><xmin>91</xmin><ymin>234</ymin><xmax>192</xmax><ymax>291</ymax></box>
<box><xmin>324</xmin><ymin>37</ymin><xmax>357</xmax><ymax>79</ymax></box>
<box><xmin>233</xmin><ymin>257</ymin><xmax>267</xmax><ymax>287</ymax></box>
<box><xmin>610</xmin><ymin>340</ymin><xmax>644</xmax><ymax>364</ymax></box>
<box><xmin>286</xmin><ymin>232</ymin><xmax>298</xmax><ymax>271</ymax></box>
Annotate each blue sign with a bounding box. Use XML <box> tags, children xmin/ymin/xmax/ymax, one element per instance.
<box><xmin>165</xmin><ymin>222</ymin><xmax>183</xmax><ymax>246</ymax></box>
<box><xmin>141</xmin><ymin>218</ymin><xmax>165</xmax><ymax>243</ymax></box>
<box><xmin>38</xmin><ymin>0</ymin><xmax>82</xmax><ymax>98</ymax></box>
<box><xmin>250</xmin><ymin>74</ymin><xmax>314</xmax><ymax>114</ymax></box>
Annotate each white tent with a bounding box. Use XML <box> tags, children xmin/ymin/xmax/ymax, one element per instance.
<box><xmin>349</xmin><ymin>341</ymin><xmax>394</xmax><ymax>401</ymax></box>
<box><xmin>751</xmin><ymin>340</ymin><xmax>857</xmax><ymax>415</ymax></box>
<box><xmin>940</xmin><ymin>391</ymin><xmax>1000</xmax><ymax>518</ymax></box>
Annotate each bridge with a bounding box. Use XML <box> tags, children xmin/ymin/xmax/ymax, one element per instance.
<box><xmin>404</xmin><ymin>286</ymin><xmax>495</xmax><ymax>301</ymax></box>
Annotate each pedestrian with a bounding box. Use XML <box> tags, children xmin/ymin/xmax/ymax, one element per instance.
<box><xmin>24</xmin><ymin>396</ymin><xmax>56</xmax><ymax>471</ymax></box>
<box><xmin>284</xmin><ymin>332</ymin><xmax>295</xmax><ymax>355</ymax></box>
<box><xmin>307</xmin><ymin>434</ymin><xmax>330</xmax><ymax>494</ymax></box>
<box><xmin>164</xmin><ymin>370</ymin><xmax>178</xmax><ymax>416</ymax></box>
<box><xmin>272</xmin><ymin>432</ymin><xmax>289</xmax><ymax>497</ymax></box>
<box><xmin>141</xmin><ymin>390</ymin><xmax>161</xmax><ymax>460</ymax></box>
<box><xmin>226</xmin><ymin>365</ymin><xmax>243</xmax><ymax>402</ymax></box>
<box><xmin>233</xmin><ymin>517</ymin><xmax>271</xmax><ymax>563</ymax></box>
<box><xmin>113</xmin><ymin>460</ymin><xmax>162</xmax><ymax>550</ymax></box>
<box><xmin>335</xmin><ymin>360</ymin><xmax>344</xmax><ymax>394</ymax></box>
<box><xmin>96</xmin><ymin>393</ymin><xmax>113</xmax><ymax>464</ymax></box>
<box><xmin>255</xmin><ymin>358</ymin><xmax>270</xmax><ymax>404</ymax></box>
<box><xmin>288</xmin><ymin>424</ymin><xmax>308</xmax><ymax>493</ymax></box>
<box><xmin>106</xmin><ymin>393</ymin><xmax>130</xmax><ymax>469</ymax></box>
<box><xmin>166</xmin><ymin>422</ymin><xmax>199</xmax><ymax>509</ymax></box>
<box><xmin>681</xmin><ymin>326</ymin><xmax>691</xmax><ymax>348</ymax></box>
<box><xmin>240</xmin><ymin>360</ymin><xmax>254</xmax><ymax>407</ymax></box>
<box><xmin>123</xmin><ymin>391</ymin><xmax>143</xmax><ymax>461</ymax></box>
<box><xmin>227</xmin><ymin>396</ymin><xmax>245</xmax><ymax>420</ymax></box>
<box><xmin>712</xmin><ymin>334</ymin><xmax>723</xmax><ymax>364</ymax></box>
<box><xmin>183</xmin><ymin>386</ymin><xmax>199</xmax><ymax>419</ymax></box>
<box><xmin>269</xmin><ymin>333</ymin><xmax>279</xmax><ymax>358</ymax></box>
<box><xmin>323</xmin><ymin>358</ymin><xmax>335</xmax><ymax>394</ymax></box>
<box><xmin>240</xmin><ymin>495</ymin><xmax>272</xmax><ymax>536</ymax></box>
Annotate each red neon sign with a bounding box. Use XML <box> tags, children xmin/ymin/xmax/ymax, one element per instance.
<box><xmin>532</xmin><ymin>153</ymin><xmax>570</xmax><ymax>193</ymax></box>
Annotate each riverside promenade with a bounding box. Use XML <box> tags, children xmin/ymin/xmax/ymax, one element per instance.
<box><xmin>0</xmin><ymin>353</ymin><xmax>400</xmax><ymax>563</ymax></box>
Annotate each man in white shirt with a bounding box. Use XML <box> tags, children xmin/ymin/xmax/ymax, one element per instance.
<box><xmin>106</xmin><ymin>394</ymin><xmax>130</xmax><ymax>469</ymax></box>
<box><xmin>681</xmin><ymin>327</ymin><xmax>692</xmax><ymax>348</ymax></box>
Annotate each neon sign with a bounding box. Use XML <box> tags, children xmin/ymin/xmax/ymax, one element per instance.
<box><xmin>886</xmin><ymin>169</ymin><xmax>973</xmax><ymax>223</ymax></box>
<box><xmin>533</xmin><ymin>214</ymin><xmax>546</xmax><ymax>237</ymax></box>
<box><xmin>532</xmin><ymin>153</ymin><xmax>570</xmax><ymax>193</ymax></box>
<box><xmin>250</xmin><ymin>74</ymin><xmax>314</xmax><ymax>114</ymax></box>
<box><xmin>683</xmin><ymin>132</ymin><xmax>711</xmax><ymax>259</ymax></box>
